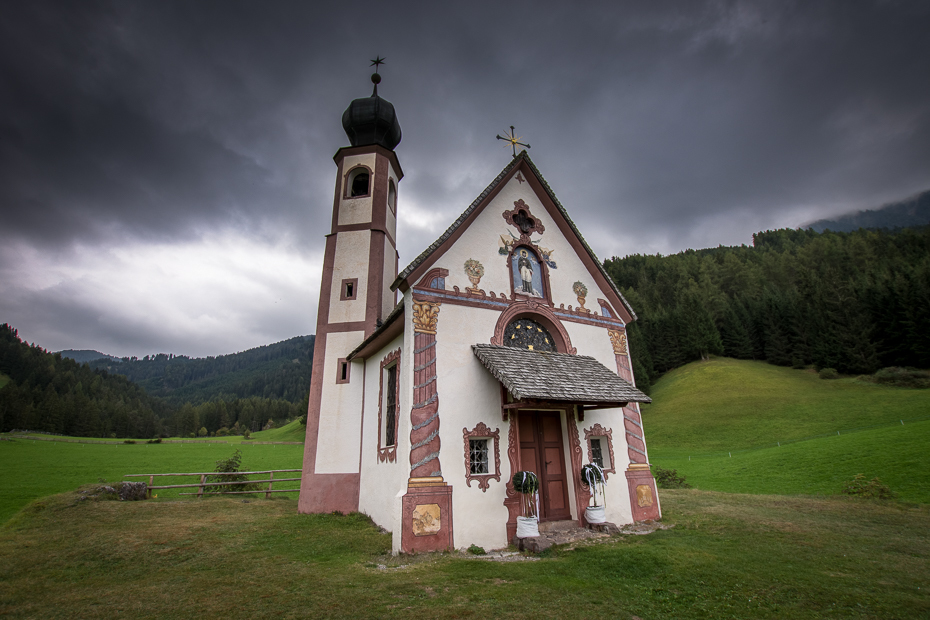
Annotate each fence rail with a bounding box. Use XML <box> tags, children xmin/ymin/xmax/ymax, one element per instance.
<box><xmin>124</xmin><ymin>469</ymin><xmax>302</xmax><ymax>499</ymax></box>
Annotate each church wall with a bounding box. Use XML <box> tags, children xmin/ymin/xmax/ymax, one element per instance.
<box><xmin>314</xmin><ymin>330</ymin><xmax>366</xmax><ymax>474</ymax></box>
<box><xmin>433</xmin><ymin>302</ymin><xmax>512</xmax><ymax>551</ymax></box>
<box><xmin>337</xmin><ymin>153</ymin><xmax>375</xmax><ymax>226</ymax></box>
<box><xmin>327</xmin><ymin>230</ymin><xmax>371</xmax><ymax>324</ymax></box>
<box><xmin>563</xmin><ymin>320</ymin><xmax>636</xmax><ymax>525</ymax></box>
<box><xmin>357</xmin><ymin>333</ymin><xmax>408</xmax><ymax>534</ymax></box>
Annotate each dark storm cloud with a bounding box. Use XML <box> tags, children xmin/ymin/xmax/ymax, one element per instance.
<box><xmin>1</xmin><ymin>0</ymin><xmax>929</xmax><ymax>355</ymax></box>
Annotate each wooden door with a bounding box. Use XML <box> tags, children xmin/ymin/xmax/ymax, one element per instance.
<box><xmin>518</xmin><ymin>411</ymin><xmax>572</xmax><ymax>521</ymax></box>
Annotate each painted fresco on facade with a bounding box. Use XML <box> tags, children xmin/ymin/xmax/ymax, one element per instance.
<box><xmin>499</xmin><ymin>230</ymin><xmax>557</xmax><ymax>268</ymax></box>
<box><xmin>512</xmin><ymin>247</ymin><xmax>544</xmax><ymax>298</ymax></box>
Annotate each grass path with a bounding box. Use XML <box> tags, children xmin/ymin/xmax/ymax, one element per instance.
<box><xmin>0</xmin><ymin>489</ymin><xmax>927</xmax><ymax>618</ymax></box>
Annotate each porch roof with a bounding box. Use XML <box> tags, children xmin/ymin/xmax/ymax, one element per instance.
<box><xmin>472</xmin><ymin>344</ymin><xmax>652</xmax><ymax>405</ymax></box>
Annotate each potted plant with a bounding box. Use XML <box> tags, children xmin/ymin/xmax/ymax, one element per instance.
<box><xmin>581</xmin><ymin>463</ymin><xmax>607</xmax><ymax>523</ymax></box>
<box><xmin>512</xmin><ymin>471</ymin><xmax>540</xmax><ymax>538</ymax></box>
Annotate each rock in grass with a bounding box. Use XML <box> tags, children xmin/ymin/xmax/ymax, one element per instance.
<box><xmin>118</xmin><ymin>481</ymin><xmax>147</xmax><ymax>501</ymax></box>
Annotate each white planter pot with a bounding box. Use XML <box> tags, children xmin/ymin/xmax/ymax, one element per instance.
<box><xmin>516</xmin><ymin>516</ymin><xmax>539</xmax><ymax>538</ymax></box>
<box><xmin>585</xmin><ymin>505</ymin><xmax>606</xmax><ymax>524</ymax></box>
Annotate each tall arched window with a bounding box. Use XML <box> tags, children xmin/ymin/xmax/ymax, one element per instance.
<box><xmin>388</xmin><ymin>180</ymin><xmax>397</xmax><ymax>212</ymax></box>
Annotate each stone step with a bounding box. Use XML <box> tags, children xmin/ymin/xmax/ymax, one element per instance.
<box><xmin>537</xmin><ymin>519</ymin><xmax>580</xmax><ymax>533</ymax></box>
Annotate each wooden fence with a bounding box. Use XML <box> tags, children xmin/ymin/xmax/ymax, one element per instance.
<box><xmin>124</xmin><ymin>470</ymin><xmax>301</xmax><ymax>499</ymax></box>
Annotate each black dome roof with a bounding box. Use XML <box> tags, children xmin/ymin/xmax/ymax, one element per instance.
<box><xmin>341</xmin><ymin>78</ymin><xmax>402</xmax><ymax>151</ymax></box>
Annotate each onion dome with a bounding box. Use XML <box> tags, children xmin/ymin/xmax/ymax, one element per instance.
<box><xmin>341</xmin><ymin>72</ymin><xmax>402</xmax><ymax>151</ymax></box>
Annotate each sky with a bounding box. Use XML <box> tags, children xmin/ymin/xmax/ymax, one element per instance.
<box><xmin>2</xmin><ymin>0</ymin><xmax>929</xmax><ymax>358</ymax></box>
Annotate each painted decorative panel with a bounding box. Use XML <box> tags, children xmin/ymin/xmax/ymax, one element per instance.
<box><xmin>511</xmin><ymin>248</ymin><xmax>545</xmax><ymax>298</ymax></box>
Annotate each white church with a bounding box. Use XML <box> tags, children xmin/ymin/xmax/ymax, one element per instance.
<box><xmin>298</xmin><ymin>68</ymin><xmax>659</xmax><ymax>553</ymax></box>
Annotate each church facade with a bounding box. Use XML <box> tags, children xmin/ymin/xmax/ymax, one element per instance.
<box><xmin>298</xmin><ymin>72</ymin><xmax>659</xmax><ymax>553</ymax></box>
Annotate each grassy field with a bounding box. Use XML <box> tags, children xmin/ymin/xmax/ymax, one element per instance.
<box><xmin>643</xmin><ymin>358</ymin><xmax>930</xmax><ymax>502</ymax></box>
<box><xmin>0</xmin><ymin>423</ymin><xmax>306</xmax><ymax>525</ymax></box>
<box><xmin>642</xmin><ymin>358</ymin><xmax>930</xmax><ymax>453</ymax></box>
<box><xmin>0</xmin><ymin>488</ymin><xmax>927</xmax><ymax>619</ymax></box>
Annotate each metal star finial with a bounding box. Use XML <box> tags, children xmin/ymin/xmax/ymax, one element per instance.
<box><xmin>496</xmin><ymin>126</ymin><xmax>531</xmax><ymax>157</ymax></box>
<box><xmin>370</xmin><ymin>56</ymin><xmax>386</xmax><ymax>73</ymax></box>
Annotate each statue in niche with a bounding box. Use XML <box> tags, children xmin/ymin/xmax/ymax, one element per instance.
<box><xmin>512</xmin><ymin>248</ymin><xmax>543</xmax><ymax>298</ymax></box>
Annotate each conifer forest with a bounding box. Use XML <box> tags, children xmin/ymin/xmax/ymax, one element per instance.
<box><xmin>605</xmin><ymin>226</ymin><xmax>930</xmax><ymax>393</ymax></box>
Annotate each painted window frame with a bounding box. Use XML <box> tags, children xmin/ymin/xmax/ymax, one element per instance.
<box><xmin>463</xmin><ymin>422</ymin><xmax>501</xmax><ymax>492</ymax></box>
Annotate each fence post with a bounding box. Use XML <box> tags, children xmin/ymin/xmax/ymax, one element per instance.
<box><xmin>148</xmin><ymin>475</ymin><xmax>154</xmax><ymax>499</ymax></box>
<box><xmin>266</xmin><ymin>471</ymin><xmax>274</xmax><ymax>499</ymax></box>
<box><xmin>198</xmin><ymin>474</ymin><xmax>206</xmax><ymax>498</ymax></box>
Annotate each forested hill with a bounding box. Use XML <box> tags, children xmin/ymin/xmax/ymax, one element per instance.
<box><xmin>87</xmin><ymin>335</ymin><xmax>315</xmax><ymax>405</ymax></box>
<box><xmin>605</xmin><ymin>227</ymin><xmax>930</xmax><ymax>393</ymax></box>
<box><xmin>807</xmin><ymin>189</ymin><xmax>930</xmax><ymax>233</ymax></box>
<box><xmin>0</xmin><ymin>324</ymin><xmax>170</xmax><ymax>437</ymax></box>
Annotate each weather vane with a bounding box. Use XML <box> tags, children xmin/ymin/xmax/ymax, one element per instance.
<box><xmin>496</xmin><ymin>126</ymin><xmax>530</xmax><ymax>157</ymax></box>
<box><xmin>369</xmin><ymin>56</ymin><xmax>386</xmax><ymax>95</ymax></box>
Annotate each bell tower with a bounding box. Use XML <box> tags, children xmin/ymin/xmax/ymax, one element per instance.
<box><xmin>299</xmin><ymin>62</ymin><xmax>403</xmax><ymax>514</ymax></box>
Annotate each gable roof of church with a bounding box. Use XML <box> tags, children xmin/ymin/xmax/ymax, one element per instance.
<box><xmin>391</xmin><ymin>150</ymin><xmax>637</xmax><ymax>322</ymax></box>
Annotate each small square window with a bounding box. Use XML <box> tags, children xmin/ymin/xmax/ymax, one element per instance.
<box><xmin>469</xmin><ymin>439</ymin><xmax>489</xmax><ymax>474</ymax></box>
<box><xmin>336</xmin><ymin>358</ymin><xmax>350</xmax><ymax>384</ymax></box>
<box><xmin>340</xmin><ymin>278</ymin><xmax>358</xmax><ymax>301</ymax></box>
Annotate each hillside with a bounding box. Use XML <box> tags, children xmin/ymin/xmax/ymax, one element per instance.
<box><xmin>88</xmin><ymin>335</ymin><xmax>315</xmax><ymax>405</ymax></box>
<box><xmin>642</xmin><ymin>357</ymin><xmax>930</xmax><ymax>503</ymax></box>
<box><xmin>58</xmin><ymin>349</ymin><xmax>121</xmax><ymax>363</ymax></box>
<box><xmin>0</xmin><ymin>324</ymin><xmax>171</xmax><ymax>438</ymax></box>
<box><xmin>806</xmin><ymin>189</ymin><xmax>930</xmax><ymax>232</ymax></box>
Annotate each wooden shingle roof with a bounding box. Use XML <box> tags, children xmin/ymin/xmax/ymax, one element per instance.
<box><xmin>472</xmin><ymin>344</ymin><xmax>651</xmax><ymax>404</ymax></box>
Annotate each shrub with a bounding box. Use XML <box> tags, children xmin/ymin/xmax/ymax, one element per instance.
<box><xmin>146</xmin><ymin>438</ymin><xmax>162</xmax><ymax>444</ymax></box>
<box><xmin>216</xmin><ymin>427</ymin><xmax>229</xmax><ymax>437</ymax></box>
<box><xmin>819</xmin><ymin>368</ymin><xmax>839</xmax><ymax>380</ymax></box>
<box><xmin>123</xmin><ymin>439</ymin><xmax>136</xmax><ymax>444</ymax></box>
<box><xmin>298</xmin><ymin>414</ymin><xmax>307</xmax><ymax>425</ymax></box>
<box><xmin>652</xmin><ymin>466</ymin><xmax>691</xmax><ymax>489</ymax></box>
<box><xmin>467</xmin><ymin>544</ymin><xmax>486</xmax><ymax>555</ymax></box>
<box><xmin>242</xmin><ymin>429</ymin><xmax>251</xmax><ymax>440</ymax></box>
<box><xmin>204</xmin><ymin>449</ymin><xmax>260</xmax><ymax>495</ymax></box>
<box><xmin>842</xmin><ymin>474</ymin><xmax>895</xmax><ymax>499</ymax></box>
<box><xmin>198</xmin><ymin>427</ymin><xmax>208</xmax><ymax>437</ymax></box>
<box><xmin>871</xmin><ymin>367</ymin><xmax>930</xmax><ymax>388</ymax></box>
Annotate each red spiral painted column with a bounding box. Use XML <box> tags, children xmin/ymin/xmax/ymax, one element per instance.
<box><xmin>609</xmin><ymin>328</ymin><xmax>661</xmax><ymax>521</ymax></box>
<box><xmin>400</xmin><ymin>299</ymin><xmax>453</xmax><ymax>553</ymax></box>
<box><xmin>410</xmin><ymin>323</ymin><xmax>442</xmax><ymax>478</ymax></box>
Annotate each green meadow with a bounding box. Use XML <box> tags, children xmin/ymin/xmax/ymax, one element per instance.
<box><xmin>642</xmin><ymin>358</ymin><xmax>930</xmax><ymax>503</ymax></box>
<box><xmin>0</xmin><ymin>489</ymin><xmax>927</xmax><ymax>619</ymax></box>
<box><xmin>0</xmin><ymin>421</ymin><xmax>306</xmax><ymax>524</ymax></box>
<box><xmin>1</xmin><ymin>359</ymin><xmax>929</xmax><ymax>618</ymax></box>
